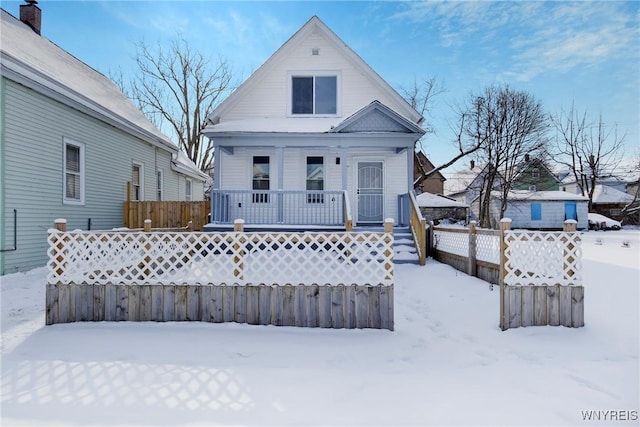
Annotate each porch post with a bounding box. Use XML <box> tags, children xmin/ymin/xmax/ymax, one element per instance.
<box><xmin>407</xmin><ymin>148</ymin><xmax>413</xmax><ymax>192</ymax></box>
<box><xmin>276</xmin><ymin>147</ymin><xmax>284</xmax><ymax>223</ymax></box>
<box><xmin>340</xmin><ymin>147</ymin><xmax>348</xmax><ymax>191</ymax></box>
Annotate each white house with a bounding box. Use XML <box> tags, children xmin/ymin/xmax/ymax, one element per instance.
<box><xmin>0</xmin><ymin>4</ymin><xmax>208</xmax><ymax>274</ymax></box>
<box><xmin>201</xmin><ymin>16</ymin><xmax>425</xmax><ymax>229</ymax></box>
<box><xmin>487</xmin><ymin>191</ymin><xmax>589</xmax><ymax>230</ymax></box>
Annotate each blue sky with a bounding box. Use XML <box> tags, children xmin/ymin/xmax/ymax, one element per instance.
<box><xmin>2</xmin><ymin>0</ymin><xmax>638</xmax><ymax>171</ymax></box>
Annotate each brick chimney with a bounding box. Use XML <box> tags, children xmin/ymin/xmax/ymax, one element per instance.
<box><xmin>20</xmin><ymin>0</ymin><xmax>41</xmax><ymax>35</ymax></box>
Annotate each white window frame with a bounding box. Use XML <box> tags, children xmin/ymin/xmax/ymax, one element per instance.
<box><xmin>156</xmin><ymin>169</ymin><xmax>164</xmax><ymax>201</ymax></box>
<box><xmin>185</xmin><ymin>178</ymin><xmax>193</xmax><ymax>201</ymax></box>
<box><xmin>132</xmin><ymin>162</ymin><xmax>144</xmax><ymax>201</ymax></box>
<box><xmin>63</xmin><ymin>138</ymin><xmax>85</xmax><ymax>205</ymax></box>
<box><xmin>287</xmin><ymin>71</ymin><xmax>340</xmax><ymax>117</ymax></box>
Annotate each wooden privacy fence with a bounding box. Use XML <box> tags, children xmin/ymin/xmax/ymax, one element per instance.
<box><xmin>124</xmin><ymin>180</ymin><xmax>210</xmax><ymax>230</ymax></box>
<box><xmin>46</xmin><ymin>219</ymin><xmax>395</xmax><ymax>330</ymax></box>
<box><xmin>432</xmin><ymin>219</ymin><xmax>584</xmax><ymax>330</ymax></box>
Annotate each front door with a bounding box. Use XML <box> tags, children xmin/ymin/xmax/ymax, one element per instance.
<box><xmin>356</xmin><ymin>161</ymin><xmax>384</xmax><ymax>224</ymax></box>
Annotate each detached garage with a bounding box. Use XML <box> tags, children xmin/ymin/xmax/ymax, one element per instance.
<box><xmin>488</xmin><ymin>190</ymin><xmax>589</xmax><ymax>230</ymax></box>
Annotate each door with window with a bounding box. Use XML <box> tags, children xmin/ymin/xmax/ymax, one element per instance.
<box><xmin>356</xmin><ymin>161</ymin><xmax>384</xmax><ymax>224</ymax></box>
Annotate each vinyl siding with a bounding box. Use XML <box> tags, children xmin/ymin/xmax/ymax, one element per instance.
<box><xmin>0</xmin><ymin>78</ymin><xmax>198</xmax><ymax>274</ymax></box>
<box><xmin>223</xmin><ymin>31</ymin><xmax>406</xmax><ymax>122</ymax></box>
<box><xmin>492</xmin><ymin>199</ymin><xmax>588</xmax><ymax>230</ymax></box>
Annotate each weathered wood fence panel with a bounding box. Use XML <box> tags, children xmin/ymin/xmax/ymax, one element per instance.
<box><xmin>433</xmin><ymin>251</ymin><xmax>500</xmax><ymax>284</ymax></box>
<box><xmin>46</xmin><ymin>283</ymin><xmax>394</xmax><ymax>330</ymax></box>
<box><xmin>502</xmin><ymin>284</ymin><xmax>584</xmax><ymax>329</ymax></box>
<box><xmin>123</xmin><ymin>200</ymin><xmax>210</xmax><ymax>231</ymax></box>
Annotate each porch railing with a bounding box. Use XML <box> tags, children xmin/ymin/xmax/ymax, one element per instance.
<box><xmin>408</xmin><ymin>190</ymin><xmax>427</xmax><ymax>266</ymax></box>
<box><xmin>210</xmin><ymin>189</ymin><xmax>346</xmax><ymax>226</ymax></box>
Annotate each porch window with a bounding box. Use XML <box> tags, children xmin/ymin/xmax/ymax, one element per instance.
<box><xmin>306</xmin><ymin>156</ymin><xmax>324</xmax><ymax>203</ymax></box>
<box><xmin>531</xmin><ymin>203</ymin><xmax>542</xmax><ymax>221</ymax></box>
<box><xmin>252</xmin><ymin>156</ymin><xmax>270</xmax><ymax>203</ymax></box>
<box><xmin>63</xmin><ymin>139</ymin><xmax>84</xmax><ymax>204</ymax></box>
<box><xmin>132</xmin><ymin>163</ymin><xmax>143</xmax><ymax>201</ymax></box>
<box><xmin>292</xmin><ymin>75</ymin><xmax>337</xmax><ymax>115</ymax></box>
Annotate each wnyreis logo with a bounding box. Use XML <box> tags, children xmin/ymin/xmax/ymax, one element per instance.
<box><xmin>581</xmin><ymin>410</ymin><xmax>638</xmax><ymax>422</ymax></box>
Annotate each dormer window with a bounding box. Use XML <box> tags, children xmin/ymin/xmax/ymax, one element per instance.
<box><xmin>291</xmin><ymin>74</ymin><xmax>337</xmax><ymax>115</ymax></box>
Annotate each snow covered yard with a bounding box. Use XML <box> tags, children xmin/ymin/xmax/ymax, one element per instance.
<box><xmin>1</xmin><ymin>230</ymin><xmax>638</xmax><ymax>426</ymax></box>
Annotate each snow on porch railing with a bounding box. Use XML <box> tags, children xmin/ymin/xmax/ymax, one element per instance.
<box><xmin>47</xmin><ymin>219</ymin><xmax>394</xmax><ymax>286</ymax></box>
<box><xmin>503</xmin><ymin>225</ymin><xmax>582</xmax><ymax>287</ymax></box>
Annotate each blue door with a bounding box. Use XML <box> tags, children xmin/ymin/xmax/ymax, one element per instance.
<box><xmin>564</xmin><ymin>202</ymin><xmax>577</xmax><ymax>221</ymax></box>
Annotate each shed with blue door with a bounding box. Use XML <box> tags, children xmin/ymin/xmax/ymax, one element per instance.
<box><xmin>486</xmin><ymin>190</ymin><xmax>588</xmax><ymax>230</ymax></box>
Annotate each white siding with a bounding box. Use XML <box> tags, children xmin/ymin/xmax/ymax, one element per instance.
<box><xmin>222</xmin><ymin>31</ymin><xmax>408</xmax><ymax>123</ymax></box>
<box><xmin>0</xmin><ymin>78</ymin><xmax>198</xmax><ymax>274</ymax></box>
<box><xmin>498</xmin><ymin>200</ymin><xmax>589</xmax><ymax>230</ymax></box>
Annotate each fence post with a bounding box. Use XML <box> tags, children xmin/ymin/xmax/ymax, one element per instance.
<box><xmin>499</xmin><ymin>218</ymin><xmax>512</xmax><ymax>331</ymax></box>
<box><xmin>125</xmin><ymin>181</ymin><xmax>132</xmax><ymax>228</ymax></box>
<box><xmin>143</xmin><ymin>219</ymin><xmax>153</xmax><ymax>278</ymax></box>
<box><xmin>233</xmin><ymin>219</ymin><xmax>245</xmax><ymax>280</ymax></box>
<box><xmin>144</xmin><ymin>219</ymin><xmax>152</xmax><ymax>232</ymax></box>
<box><xmin>187</xmin><ymin>220</ymin><xmax>194</xmax><ymax>232</ymax></box>
<box><xmin>53</xmin><ymin>219</ymin><xmax>67</xmax><ymax>279</ymax></box>
<box><xmin>563</xmin><ymin>219</ymin><xmax>578</xmax><ymax>279</ymax></box>
<box><xmin>468</xmin><ymin>221</ymin><xmax>477</xmax><ymax>277</ymax></box>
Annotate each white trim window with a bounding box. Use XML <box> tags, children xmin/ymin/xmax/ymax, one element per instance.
<box><xmin>63</xmin><ymin>139</ymin><xmax>85</xmax><ymax>204</ymax></box>
<box><xmin>185</xmin><ymin>178</ymin><xmax>193</xmax><ymax>201</ymax></box>
<box><xmin>290</xmin><ymin>73</ymin><xmax>338</xmax><ymax>116</ymax></box>
<box><xmin>156</xmin><ymin>169</ymin><xmax>164</xmax><ymax>201</ymax></box>
<box><xmin>132</xmin><ymin>162</ymin><xmax>144</xmax><ymax>201</ymax></box>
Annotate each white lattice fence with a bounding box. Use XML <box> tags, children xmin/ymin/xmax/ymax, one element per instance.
<box><xmin>48</xmin><ymin>230</ymin><xmax>393</xmax><ymax>286</ymax></box>
<box><xmin>433</xmin><ymin>228</ymin><xmax>468</xmax><ymax>257</ymax></box>
<box><xmin>476</xmin><ymin>231</ymin><xmax>500</xmax><ymax>264</ymax></box>
<box><xmin>504</xmin><ymin>230</ymin><xmax>582</xmax><ymax>286</ymax></box>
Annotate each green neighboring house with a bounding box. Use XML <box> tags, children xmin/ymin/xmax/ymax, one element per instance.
<box><xmin>512</xmin><ymin>157</ymin><xmax>560</xmax><ymax>192</ymax></box>
<box><xmin>0</xmin><ymin>5</ymin><xmax>208</xmax><ymax>274</ymax></box>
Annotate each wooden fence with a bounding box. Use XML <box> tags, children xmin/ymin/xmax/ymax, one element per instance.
<box><xmin>123</xmin><ymin>181</ymin><xmax>210</xmax><ymax>231</ymax></box>
<box><xmin>46</xmin><ymin>219</ymin><xmax>395</xmax><ymax>330</ymax></box>
<box><xmin>45</xmin><ymin>283</ymin><xmax>393</xmax><ymax>329</ymax></box>
<box><xmin>431</xmin><ymin>219</ymin><xmax>584</xmax><ymax>330</ymax></box>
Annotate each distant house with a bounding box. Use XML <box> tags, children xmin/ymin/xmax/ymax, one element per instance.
<box><xmin>512</xmin><ymin>157</ymin><xmax>560</xmax><ymax>192</ymax></box>
<box><xmin>590</xmin><ymin>184</ymin><xmax>635</xmax><ymax>222</ymax></box>
<box><xmin>0</xmin><ymin>5</ymin><xmax>208</xmax><ymax>274</ymax></box>
<box><xmin>202</xmin><ymin>16</ymin><xmax>425</xmax><ymax>229</ymax></box>
<box><xmin>487</xmin><ymin>191</ymin><xmax>588</xmax><ymax>230</ymax></box>
<box><xmin>414</xmin><ymin>151</ymin><xmax>446</xmax><ymax>195</ymax></box>
<box><xmin>444</xmin><ymin>161</ymin><xmax>503</xmax><ymax>218</ymax></box>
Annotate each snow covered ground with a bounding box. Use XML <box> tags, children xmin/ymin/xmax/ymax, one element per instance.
<box><xmin>1</xmin><ymin>229</ymin><xmax>638</xmax><ymax>426</ymax></box>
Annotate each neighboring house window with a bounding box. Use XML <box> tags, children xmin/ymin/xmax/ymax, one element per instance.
<box><xmin>185</xmin><ymin>178</ymin><xmax>193</xmax><ymax>201</ymax></box>
<box><xmin>132</xmin><ymin>162</ymin><xmax>143</xmax><ymax>201</ymax></box>
<box><xmin>63</xmin><ymin>139</ymin><xmax>84</xmax><ymax>204</ymax></box>
<box><xmin>531</xmin><ymin>203</ymin><xmax>542</xmax><ymax>221</ymax></box>
<box><xmin>609</xmin><ymin>208</ymin><xmax>622</xmax><ymax>217</ymax></box>
<box><xmin>157</xmin><ymin>170</ymin><xmax>163</xmax><ymax>201</ymax></box>
<box><xmin>531</xmin><ymin>168</ymin><xmax>539</xmax><ymax>179</ymax></box>
<box><xmin>306</xmin><ymin>156</ymin><xmax>324</xmax><ymax>203</ymax></box>
<box><xmin>252</xmin><ymin>156</ymin><xmax>270</xmax><ymax>203</ymax></box>
<box><xmin>528</xmin><ymin>185</ymin><xmax>537</xmax><ymax>191</ymax></box>
<box><xmin>291</xmin><ymin>75</ymin><xmax>337</xmax><ymax>115</ymax></box>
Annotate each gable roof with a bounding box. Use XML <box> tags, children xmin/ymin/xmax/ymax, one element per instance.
<box><xmin>414</xmin><ymin>151</ymin><xmax>446</xmax><ymax>183</ymax></box>
<box><xmin>204</xmin><ymin>15</ymin><xmax>423</xmax><ymax>132</ymax></box>
<box><xmin>444</xmin><ymin>163</ymin><xmax>493</xmax><ymax>196</ymax></box>
<box><xmin>0</xmin><ymin>9</ymin><xmax>176</xmax><ymax>153</ymax></box>
<box><xmin>513</xmin><ymin>158</ymin><xmax>559</xmax><ymax>184</ymax></box>
<box><xmin>332</xmin><ymin>101</ymin><xmax>424</xmax><ymax>134</ymax></box>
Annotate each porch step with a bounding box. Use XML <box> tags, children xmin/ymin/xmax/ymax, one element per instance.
<box><xmin>393</xmin><ymin>227</ymin><xmax>419</xmax><ymax>265</ymax></box>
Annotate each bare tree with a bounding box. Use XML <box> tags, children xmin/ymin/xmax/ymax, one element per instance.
<box><xmin>118</xmin><ymin>36</ymin><xmax>232</xmax><ymax>172</ymax></box>
<box><xmin>401</xmin><ymin>76</ymin><xmax>485</xmax><ymax>188</ymax></box>
<box><xmin>551</xmin><ymin>104</ymin><xmax>626</xmax><ymax>210</ymax></box>
<box><xmin>461</xmin><ymin>84</ymin><xmax>548</xmax><ymax>227</ymax></box>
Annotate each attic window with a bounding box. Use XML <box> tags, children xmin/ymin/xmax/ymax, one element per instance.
<box><xmin>531</xmin><ymin>168</ymin><xmax>539</xmax><ymax>179</ymax></box>
<box><xmin>311</xmin><ymin>48</ymin><xmax>320</xmax><ymax>55</ymax></box>
<box><xmin>291</xmin><ymin>75</ymin><xmax>337</xmax><ymax>115</ymax></box>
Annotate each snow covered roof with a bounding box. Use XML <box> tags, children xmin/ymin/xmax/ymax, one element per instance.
<box><xmin>203</xmin><ymin>117</ymin><xmax>345</xmax><ymax>134</ymax></box>
<box><xmin>443</xmin><ymin>165</ymin><xmax>486</xmax><ymax>195</ymax></box>
<box><xmin>491</xmin><ymin>190</ymin><xmax>589</xmax><ymax>201</ymax></box>
<box><xmin>171</xmin><ymin>151</ymin><xmax>210</xmax><ymax>182</ymax></box>
<box><xmin>591</xmin><ymin>184</ymin><xmax>635</xmax><ymax>204</ymax></box>
<box><xmin>415</xmin><ymin>192</ymin><xmax>469</xmax><ymax>208</ymax></box>
<box><xmin>0</xmin><ymin>9</ymin><xmax>176</xmax><ymax>153</ymax></box>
